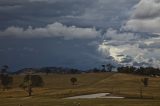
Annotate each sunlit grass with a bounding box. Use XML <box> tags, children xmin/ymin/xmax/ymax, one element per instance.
<box><xmin>0</xmin><ymin>73</ymin><xmax>160</xmax><ymax>106</ymax></box>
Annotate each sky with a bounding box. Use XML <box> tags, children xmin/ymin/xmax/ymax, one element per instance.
<box><xmin>0</xmin><ymin>0</ymin><xmax>160</xmax><ymax>71</ymax></box>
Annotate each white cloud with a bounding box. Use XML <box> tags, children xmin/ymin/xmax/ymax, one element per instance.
<box><xmin>131</xmin><ymin>0</ymin><xmax>160</xmax><ymax>19</ymax></box>
<box><xmin>0</xmin><ymin>22</ymin><xmax>100</xmax><ymax>39</ymax></box>
<box><xmin>98</xmin><ymin>28</ymin><xmax>160</xmax><ymax>68</ymax></box>
<box><xmin>28</xmin><ymin>0</ymin><xmax>61</xmax><ymax>2</ymax></box>
<box><xmin>96</xmin><ymin>0</ymin><xmax>160</xmax><ymax>68</ymax></box>
<box><xmin>104</xmin><ymin>28</ymin><xmax>139</xmax><ymax>41</ymax></box>
<box><xmin>98</xmin><ymin>39</ymin><xmax>160</xmax><ymax>67</ymax></box>
<box><xmin>123</xmin><ymin>0</ymin><xmax>160</xmax><ymax>34</ymax></box>
<box><xmin>123</xmin><ymin>18</ymin><xmax>160</xmax><ymax>34</ymax></box>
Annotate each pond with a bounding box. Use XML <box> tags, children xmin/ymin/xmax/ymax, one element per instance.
<box><xmin>65</xmin><ymin>93</ymin><xmax>125</xmax><ymax>99</ymax></box>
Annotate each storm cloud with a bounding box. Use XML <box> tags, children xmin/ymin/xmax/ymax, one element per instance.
<box><xmin>123</xmin><ymin>0</ymin><xmax>160</xmax><ymax>35</ymax></box>
<box><xmin>0</xmin><ymin>0</ymin><xmax>138</xmax><ymax>29</ymax></box>
<box><xmin>97</xmin><ymin>0</ymin><xmax>160</xmax><ymax>68</ymax></box>
<box><xmin>98</xmin><ymin>29</ymin><xmax>160</xmax><ymax>68</ymax></box>
<box><xmin>1</xmin><ymin>0</ymin><xmax>160</xmax><ymax>70</ymax></box>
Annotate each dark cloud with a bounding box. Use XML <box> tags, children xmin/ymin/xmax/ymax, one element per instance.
<box><xmin>0</xmin><ymin>0</ymin><xmax>139</xmax><ymax>29</ymax></box>
<box><xmin>0</xmin><ymin>0</ymin><xmax>91</xmax><ymax>29</ymax></box>
<box><xmin>3</xmin><ymin>0</ymin><xmax>160</xmax><ymax>70</ymax></box>
<box><xmin>0</xmin><ymin>38</ymin><xmax>104</xmax><ymax>70</ymax></box>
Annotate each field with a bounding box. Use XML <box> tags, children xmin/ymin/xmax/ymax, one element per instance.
<box><xmin>1</xmin><ymin>73</ymin><xmax>160</xmax><ymax>106</ymax></box>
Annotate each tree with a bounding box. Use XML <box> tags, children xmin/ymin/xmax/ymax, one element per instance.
<box><xmin>139</xmin><ymin>78</ymin><xmax>149</xmax><ymax>99</ymax></box>
<box><xmin>101</xmin><ymin>64</ymin><xmax>114</xmax><ymax>72</ymax></box>
<box><xmin>117</xmin><ymin>66</ymin><xmax>137</xmax><ymax>73</ymax></box>
<box><xmin>106</xmin><ymin>64</ymin><xmax>114</xmax><ymax>72</ymax></box>
<box><xmin>93</xmin><ymin>68</ymin><xmax>101</xmax><ymax>73</ymax></box>
<box><xmin>1</xmin><ymin>65</ymin><xmax>9</xmax><ymax>74</ymax></box>
<box><xmin>45</xmin><ymin>69</ymin><xmax>51</xmax><ymax>75</ymax></box>
<box><xmin>69</xmin><ymin>69</ymin><xmax>80</xmax><ymax>74</ymax></box>
<box><xmin>139</xmin><ymin>86</ymin><xmax>143</xmax><ymax>99</ymax></box>
<box><xmin>141</xmin><ymin>78</ymin><xmax>149</xmax><ymax>87</ymax></box>
<box><xmin>0</xmin><ymin>74</ymin><xmax>13</xmax><ymax>90</ymax></box>
<box><xmin>101</xmin><ymin>65</ymin><xmax>106</xmax><ymax>72</ymax></box>
<box><xmin>0</xmin><ymin>65</ymin><xmax>13</xmax><ymax>90</ymax></box>
<box><xmin>20</xmin><ymin>74</ymin><xmax>44</xmax><ymax>96</ymax></box>
<box><xmin>70</xmin><ymin>77</ymin><xmax>77</xmax><ymax>85</ymax></box>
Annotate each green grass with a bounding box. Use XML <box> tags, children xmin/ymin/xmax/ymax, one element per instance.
<box><xmin>0</xmin><ymin>73</ymin><xmax>160</xmax><ymax>106</ymax></box>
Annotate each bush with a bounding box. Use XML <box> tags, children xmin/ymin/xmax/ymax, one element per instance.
<box><xmin>0</xmin><ymin>74</ymin><xmax>13</xmax><ymax>90</ymax></box>
<box><xmin>70</xmin><ymin>77</ymin><xmax>77</xmax><ymax>85</ymax></box>
<box><xmin>20</xmin><ymin>75</ymin><xmax>44</xmax><ymax>88</ymax></box>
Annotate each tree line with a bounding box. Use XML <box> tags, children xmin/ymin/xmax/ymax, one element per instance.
<box><xmin>117</xmin><ymin>66</ymin><xmax>160</xmax><ymax>76</ymax></box>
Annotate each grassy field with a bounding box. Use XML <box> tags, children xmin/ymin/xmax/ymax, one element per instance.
<box><xmin>0</xmin><ymin>73</ymin><xmax>160</xmax><ymax>106</ymax></box>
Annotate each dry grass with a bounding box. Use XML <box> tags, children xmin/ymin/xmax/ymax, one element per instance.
<box><xmin>0</xmin><ymin>73</ymin><xmax>160</xmax><ymax>106</ymax></box>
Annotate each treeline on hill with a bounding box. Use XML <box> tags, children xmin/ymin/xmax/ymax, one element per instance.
<box><xmin>14</xmin><ymin>67</ymin><xmax>82</xmax><ymax>75</ymax></box>
<box><xmin>1</xmin><ymin>64</ymin><xmax>160</xmax><ymax>76</ymax></box>
<box><xmin>13</xmin><ymin>64</ymin><xmax>115</xmax><ymax>74</ymax></box>
<box><xmin>117</xmin><ymin>66</ymin><xmax>160</xmax><ymax>76</ymax></box>
<box><xmin>12</xmin><ymin>64</ymin><xmax>160</xmax><ymax>76</ymax></box>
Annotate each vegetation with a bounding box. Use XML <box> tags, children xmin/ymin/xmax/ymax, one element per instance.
<box><xmin>0</xmin><ymin>74</ymin><xmax>13</xmax><ymax>90</ymax></box>
<box><xmin>117</xmin><ymin>66</ymin><xmax>160</xmax><ymax>76</ymax></box>
<box><xmin>98</xmin><ymin>64</ymin><xmax>114</xmax><ymax>72</ymax></box>
<box><xmin>141</xmin><ymin>78</ymin><xmax>149</xmax><ymax>87</ymax></box>
<box><xmin>0</xmin><ymin>64</ymin><xmax>160</xmax><ymax>106</ymax></box>
<box><xmin>70</xmin><ymin>77</ymin><xmax>77</xmax><ymax>85</ymax></box>
<box><xmin>0</xmin><ymin>65</ymin><xmax>13</xmax><ymax>90</ymax></box>
<box><xmin>0</xmin><ymin>73</ymin><xmax>160</xmax><ymax>105</ymax></box>
<box><xmin>20</xmin><ymin>74</ymin><xmax>44</xmax><ymax>96</ymax></box>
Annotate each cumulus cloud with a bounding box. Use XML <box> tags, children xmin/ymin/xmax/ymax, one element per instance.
<box><xmin>107</xmin><ymin>0</ymin><xmax>160</xmax><ymax>68</ymax></box>
<box><xmin>104</xmin><ymin>28</ymin><xmax>139</xmax><ymax>41</ymax></box>
<box><xmin>0</xmin><ymin>22</ymin><xmax>100</xmax><ymax>39</ymax></box>
<box><xmin>28</xmin><ymin>0</ymin><xmax>72</xmax><ymax>2</ymax></box>
<box><xmin>131</xmin><ymin>0</ymin><xmax>160</xmax><ymax>19</ymax></box>
<box><xmin>98</xmin><ymin>28</ymin><xmax>160</xmax><ymax>68</ymax></box>
<box><xmin>29</xmin><ymin>0</ymin><xmax>51</xmax><ymax>2</ymax></box>
<box><xmin>123</xmin><ymin>0</ymin><xmax>160</xmax><ymax>35</ymax></box>
<box><xmin>98</xmin><ymin>40</ymin><xmax>160</xmax><ymax>68</ymax></box>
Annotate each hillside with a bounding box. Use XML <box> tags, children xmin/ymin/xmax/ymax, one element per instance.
<box><xmin>0</xmin><ymin>73</ymin><xmax>160</xmax><ymax>106</ymax></box>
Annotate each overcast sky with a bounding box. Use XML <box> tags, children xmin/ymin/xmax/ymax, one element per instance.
<box><xmin>0</xmin><ymin>0</ymin><xmax>160</xmax><ymax>71</ymax></box>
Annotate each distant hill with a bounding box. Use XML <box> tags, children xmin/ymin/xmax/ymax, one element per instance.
<box><xmin>13</xmin><ymin>68</ymin><xmax>39</xmax><ymax>74</ymax></box>
<box><xmin>14</xmin><ymin>67</ymin><xmax>82</xmax><ymax>74</ymax></box>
